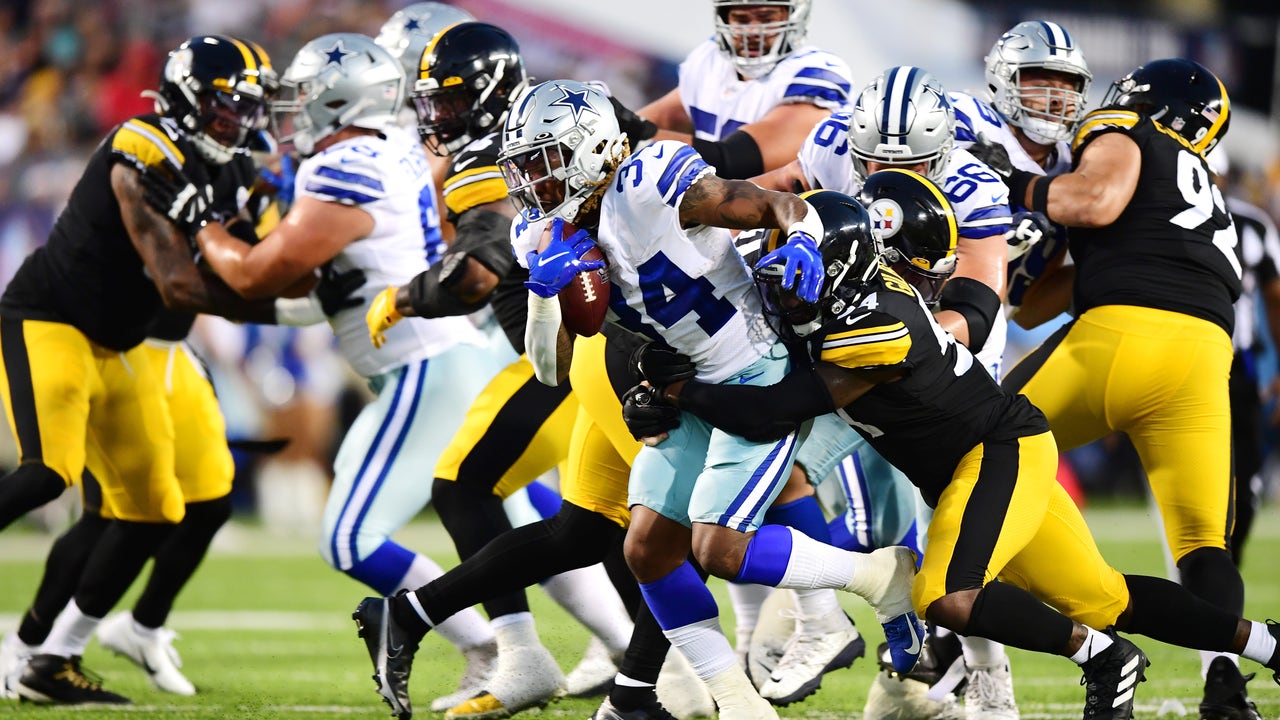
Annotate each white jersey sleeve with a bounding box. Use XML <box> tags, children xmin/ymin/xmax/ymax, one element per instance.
<box><xmin>939</xmin><ymin>147</ymin><xmax>1012</xmax><ymax>241</ymax></box>
<box><xmin>796</xmin><ymin>111</ymin><xmax>858</xmax><ymax>193</ymax></box>
<box><xmin>948</xmin><ymin>91</ymin><xmax>1073</xmax><ymax>177</ymax></box>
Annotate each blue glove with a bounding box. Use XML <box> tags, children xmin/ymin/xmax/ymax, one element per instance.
<box><xmin>257</xmin><ymin>153</ymin><xmax>296</xmax><ymax>206</ymax></box>
<box><xmin>524</xmin><ymin>217</ymin><xmax>606</xmax><ymax>298</ymax></box>
<box><xmin>755</xmin><ymin>230</ymin><xmax>824</xmax><ymax>303</ymax></box>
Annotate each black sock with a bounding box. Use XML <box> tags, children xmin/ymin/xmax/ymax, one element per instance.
<box><xmin>416</xmin><ymin>503</ymin><xmax>617</xmax><ymax>622</ymax></box>
<box><xmin>432</xmin><ymin>477</ymin><xmax>527</xmax><ymax>618</ymax></box>
<box><xmin>962</xmin><ymin>581</ymin><xmax>1075</xmax><ymax>655</ymax></box>
<box><xmin>132</xmin><ymin>496</ymin><xmax>232</xmax><ymax>628</ymax></box>
<box><xmin>0</xmin><ymin>464</ymin><xmax>67</xmax><ymax>531</ymax></box>
<box><xmin>74</xmin><ymin>520</ymin><xmax>172</xmax><ymax>618</ymax></box>
<box><xmin>1177</xmin><ymin>547</ymin><xmax>1244</xmax><ymax>615</ymax></box>
<box><xmin>604</xmin><ymin>536</ymin><xmax>642</xmax><ymax>619</ymax></box>
<box><xmin>18</xmin><ymin>512</ymin><xmax>108</xmax><ymax>645</ymax></box>
<box><xmin>613</xmin><ymin>602</ymin><xmax>669</xmax><ymax>704</ymax></box>
<box><xmin>1120</xmin><ymin>574</ymin><xmax>1240</xmax><ymax>652</ymax></box>
<box><xmin>610</xmin><ymin>682</ymin><xmax>660</xmax><ymax>711</ymax></box>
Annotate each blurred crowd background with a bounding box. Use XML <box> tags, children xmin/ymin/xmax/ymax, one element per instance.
<box><xmin>0</xmin><ymin>0</ymin><xmax>1277</xmax><ymax>530</ymax></box>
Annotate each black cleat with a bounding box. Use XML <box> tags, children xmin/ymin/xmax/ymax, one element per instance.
<box><xmin>1079</xmin><ymin>635</ymin><xmax>1147</xmax><ymax>720</ymax></box>
<box><xmin>14</xmin><ymin>654</ymin><xmax>131</xmax><ymax>705</ymax></box>
<box><xmin>354</xmin><ymin>596</ymin><xmax>424</xmax><ymax>720</ymax></box>
<box><xmin>592</xmin><ymin>696</ymin><xmax>679</xmax><ymax>720</ymax></box>
<box><xmin>1199</xmin><ymin>656</ymin><xmax>1261</xmax><ymax>720</ymax></box>
<box><xmin>876</xmin><ymin>630</ymin><xmax>967</xmax><ymax>694</ymax></box>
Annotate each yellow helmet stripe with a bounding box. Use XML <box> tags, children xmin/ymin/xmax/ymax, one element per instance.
<box><xmin>1194</xmin><ymin>76</ymin><xmax>1230</xmax><ymax>154</ymax></box>
<box><xmin>245</xmin><ymin>39</ymin><xmax>273</xmax><ymax>73</ymax></box>
<box><xmin>226</xmin><ymin>37</ymin><xmax>259</xmax><ymax>85</ymax></box>
<box><xmin>877</xmin><ymin>168</ymin><xmax>958</xmax><ymax>252</ymax></box>
<box><xmin>419</xmin><ymin>22</ymin><xmax>464</xmax><ymax>80</ymax></box>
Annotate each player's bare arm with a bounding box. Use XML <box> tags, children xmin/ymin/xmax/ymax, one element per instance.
<box><xmin>640</xmin><ymin>87</ymin><xmax>695</xmax><ymax>137</ymax></box>
<box><xmin>196</xmin><ymin>195</ymin><xmax>373</xmax><ymax>299</ymax></box>
<box><xmin>1025</xmin><ymin>132</ymin><xmax>1141</xmax><ymax>228</ymax></box>
<box><xmin>740</xmin><ymin>103</ymin><xmax>830</xmax><ymax>174</ymax></box>
<box><xmin>678</xmin><ymin>173</ymin><xmax>807</xmax><ymax>231</ymax></box>
<box><xmin>113</xmin><ymin>164</ymin><xmax>274</xmax><ymax>323</ymax></box>
<box><xmin>935</xmin><ymin>233</ymin><xmax>1008</xmax><ymax>346</ymax></box>
<box><xmin>750</xmin><ymin>159</ymin><xmax>811</xmax><ymax>194</ymax></box>
<box><xmin>1013</xmin><ymin>259</ymin><xmax>1075</xmax><ymax>329</ymax></box>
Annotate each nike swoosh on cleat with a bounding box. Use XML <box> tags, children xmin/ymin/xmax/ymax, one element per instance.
<box><xmin>904</xmin><ymin>618</ymin><xmax>922</xmax><ymax>655</ymax></box>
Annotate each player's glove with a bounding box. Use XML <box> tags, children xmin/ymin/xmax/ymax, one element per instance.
<box><xmin>1005</xmin><ymin>210</ymin><xmax>1054</xmax><ymax>262</ymax></box>
<box><xmin>629</xmin><ymin>342</ymin><xmax>696</xmax><ymax>388</ymax></box>
<box><xmin>524</xmin><ymin>217</ymin><xmax>606</xmax><ymax>298</ymax></box>
<box><xmin>756</xmin><ymin>230</ymin><xmax>824</xmax><ymax>303</ymax></box>
<box><xmin>966</xmin><ymin>133</ymin><xmax>1015</xmax><ymax>180</ymax></box>
<box><xmin>140</xmin><ymin>161</ymin><xmax>213</xmax><ymax>238</ymax></box>
<box><xmin>610</xmin><ymin>96</ymin><xmax>658</xmax><ymax>150</ymax></box>
<box><xmin>622</xmin><ymin>383</ymin><xmax>682</xmax><ymax>442</ymax></box>
<box><xmin>367</xmin><ymin>286</ymin><xmax>403</xmax><ymax>349</ymax></box>
<box><xmin>256</xmin><ymin>152</ymin><xmax>297</xmax><ymax>207</ymax></box>
<box><xmin>316</xmin><ymin>263</ymin><xmax>367</xmax><ymax>316</ymax></box>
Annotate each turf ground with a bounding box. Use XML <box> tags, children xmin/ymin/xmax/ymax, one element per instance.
<box><xmin>0</xmin><ymin>502</ymin><xmax>1277</xmax><ymax>719</ymax></box>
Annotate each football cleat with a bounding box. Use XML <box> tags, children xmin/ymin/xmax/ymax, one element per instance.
<box><xmin>964</xmin><ymin>663</ymin><xmax>1019</xmax><ymax>720</ymax></box>
<box><xmin>565</xmin><ymin>636</ymin><xmax>620</xmax><ymax>698</ymax></box>
<box><xmin>443</xmin><ymin>644</ymin><xmax>566</xmax><ymax>720</ymax></box>
<box><xmin>845</xmin><ymin>546</ymin><xmax>925</xmax><ymax>673</ymax></box>
<box><xmin>0</xmin><ymin>631</ymin><xmax>35</xmax><ymax>700</ymax></box>
<box><xmin>1079</xmin><ymin>635</ymin><xmax>1147</xmax><ymax>720</ymax></box>
<box><xmin>863</xmin><ymin>670</ymin><xmax>963</xmax><ymax>720</ymax></box>
<box><xmin>704</xmin><ymin>664</ymin><xmax>779</xmax><ymax>720</ymax></box>
<box><xmin>96</xmin><ymin>611</ymin><xmax>195</xmax><ymax>696</ymax></box>
<box><xmin>431</xmin><ymin>640</ymin><xmax>498</xmax><ymax>712</ymax></box>
<box><xmin>592</xmin><ymin>696</ymin><xmax>680</xmax><ymax>720</ymax></box>
<box><xmin>758</xmin><ymin>617</ymin><xmax>864</xmax><ymax>705</ymax></box>
<box><xmin>656</xmin><ymin>648</ymin><xmax>716</xmax><ymax>719</ymax></box>
<box><xmin>353</xmin><ymin>596</ymin><xmax>423</xmax><ymax>720</ymax></box>
<box><xmin>14</xmin><ymin>654</ymin><xmax>131</xmax><ymax>705</ymax></box>
<box><xmin>1198</xmin><ymin>656</ymin><xmax>1261</xmax><ymax>720</ymax></box>
<box><xmin>745</xmin><ymin>590</ymin><xmax>796</xmax><ymax>687</ymax></box>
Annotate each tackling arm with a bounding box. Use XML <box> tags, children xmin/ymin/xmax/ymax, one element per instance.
<box><xmin>677</xmin><ymin>172</ymin><xmax>809</xmax><ymax>231</ymax></box>
<box><xmin>934</xmin><ymin>233</ymin><xmax>1007</xmax><ymax>348</ymax></box>
<box><xmin>1017</xmin><ymin>133</ymin><xmax>1141</xmax><ymax>228</ymax></box>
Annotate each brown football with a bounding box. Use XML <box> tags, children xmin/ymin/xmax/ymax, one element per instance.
<box><xmin>537</xmin><ymin>220</ymin><xmax>610</xmax><ymax>337</ymax></box>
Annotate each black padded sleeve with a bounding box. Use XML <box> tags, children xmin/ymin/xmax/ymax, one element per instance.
<box><xmin>676</xmin><ymin>365</ymin><xmax>835</xmax><ymax>442</ymax></box>
<box><xmin>692</xmin><ymin>130</ymin><xmax>765</xmax><ymax>180</ymax></box>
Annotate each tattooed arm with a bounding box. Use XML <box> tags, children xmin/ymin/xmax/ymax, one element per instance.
<box><xmin>677</xmin><ymin>172</ymin><xmax>809</xmax><ymax>232</ymax></box>
<box><xmin>113</xmin><ymin>163</ymin><xmax>276</xmax><ymax>324</ymax></box>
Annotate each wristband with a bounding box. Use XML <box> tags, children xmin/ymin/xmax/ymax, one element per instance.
<box><xmin>786</xmin><ymin>200</ymin><xmax>823</xmax><ymax>242</ymax></box>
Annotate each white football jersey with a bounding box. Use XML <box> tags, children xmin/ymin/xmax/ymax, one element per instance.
<box><xmin>795</xmin><ymin>112</ymin><xmax>1012</xmax><ymax>376</ymax></box>
<box><xmin>678</xmin><ymin>40</ymin><xmax>853</xmax><ymax>141</ymax></box>
<box><xmin>296</xmin><ymin>125</ymin><xmax>483</xmax><ymax>378</ymax></box>
<box><xmin>513</xmin><ymin>141</ymin><xmax>777</xmax><ymax>383</ymax></box>
<box><xmin>948</xmin><ymin>91</ymin><xmax>1073</xmax><ymax>177</ymax></box>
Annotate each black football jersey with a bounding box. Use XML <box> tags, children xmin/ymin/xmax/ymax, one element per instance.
<box><xmin>443</xmin><ymin>131</ymin><xmax>529</xmax><ymax>353</ymax></box>
<box><xmin>1</xmin><ymin>114</ymin><xmax>257</xmax><ymax>351</ymax></box>
<box><xmin>1068</xmin><ymin>108</ymin><xmax>1242</xmax><ymax>335</ymax></box>
<box><xmin>806</xmin><ymin>266</ymin><xmax>1048</xmax><ymax>507</ymax></box>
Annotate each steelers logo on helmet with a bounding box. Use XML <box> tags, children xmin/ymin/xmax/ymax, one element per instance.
<box><xmin>867</xmin><ymin>197</ymin><xmax>904</xmax><ymax>243</ymax></box>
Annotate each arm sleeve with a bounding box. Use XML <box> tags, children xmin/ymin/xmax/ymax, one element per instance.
<box><xmin>677</xmin><ymin>365</ymin><xmax>835</xmax><ymax>442</ymax></box>
<box><xmin>692</xmin><ymin>130</ymin><xmax>764</xmax><ymax>180</ymax></box>
<box><xmin>525</xmin><ymin>293</ymin><xmax>564</xmax><ymax>386</ymax></box>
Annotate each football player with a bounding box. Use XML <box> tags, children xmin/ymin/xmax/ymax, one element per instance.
<box><xmin>989</xmin><ymin>59</ymin><xmax>1264</xmax><ymax>719</ymax></box>
<box><xmin>627</xmin><ymin>189</ymin><xmax>1280</xmax><ymax>720</ymax></box>
<box><xmin>0</xmin><ymin>35</ymin><xmax>292</xmax><ymax>704</ymax></box>
<box><xmin>640</xmin><ymin>0</ymin><xmax>852</xmax><ymax>179</ymax></box>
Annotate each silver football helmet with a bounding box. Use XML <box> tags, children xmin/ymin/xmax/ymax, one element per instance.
<box><xmin>712</xmin><ymin>0</ymin><xmax>810</xmax><ymax>79</ymax></box>
<box><xmin>847</xmin><ymin>66</ymin><xmax>954</xmax><ymax>184</ymax></box>
<box><xmin>498</xmin><ymin>80</ymin><xmax>628</xmax><ymax>223</ymax></box>
<box><xmin>985</xmin><ymin>20</ymin><xmax>1092</xmax><ymax>145</ymax></box>
<box><xmin>375</xmin><ymin>2</ymin><xmax>475</xmax><ymax>77</ymax></box>
<box><xmin>272</xmin><ymin>33</ymin><xmax>405</xmax><ymax>156</ymax></box>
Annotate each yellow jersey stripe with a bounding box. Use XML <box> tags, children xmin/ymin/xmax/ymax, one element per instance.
<box><xmin>112</xmin><ymin>120</ymin><xmax>185</xmax><ymax>169</ymax></box>
<box><xmin>1073</xmin><ymin>110</ymin><xmax>1138</xmax><ymax>152</ymax></box>
<box><xmin>824</xmin><ymin>321</ymin><xmax>907</xmax><ymax>343</ymax></box>
<box><xmin>820</xmin><ymin>327</ymin><xmax>911</xmax><ymax>368</ymax></box>
<box><xmin>445</xmin><ymin>175</ymin><xmax>509</xmax><ymax>215</ymax></box>
<box><xmin>254</xmin><ymin>200</ymin><xmax>281</xmax><ymax>237</ymax></box>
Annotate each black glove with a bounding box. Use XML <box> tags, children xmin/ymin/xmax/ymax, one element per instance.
<box><xmin>316</xmin><ymin>263</ymin><xmax>368</xmax><ymax>316</ymax></box>
<box><xmin>622</xmin><ymin>384</ymin><xmax>681</xmax><ymax>441</ymax></box>
<box><xmin>966</xmin><ymin>134</ymin><xmax>1014</xmax><ymax>180</ymax></box>
<box><xmin>630</xmin><ymin>342</ymin><xmax>696</xmax><ymax>387</ymax></box>
<box><xmin>140</xmin><ymin>160</ymin><xmax>213</xmax><ymax>237</ymax></box>
<box><xmin>610</xmin><ymin>96</ymin><xmax>658</xmax><ymax>149</ymax></box>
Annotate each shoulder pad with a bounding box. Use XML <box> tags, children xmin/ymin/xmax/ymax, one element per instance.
<box><xmin>110</xmin><ymin>117</ymin><xmax>187</xmax><ymax>171</ymax></box>
<box><xmin>779</xmin><ymin>50</ymin><xmax>853</xmax><ymax>108</ymax></box>
<box><xmin>444</xmin><ymin>135</ymin><xmax>506</xmax><ymax>216</ymax></box>
<box><xmin>816</xmin><ymin>308</ymin><xmax>912</xmax><ymax>369</ymax></box>
<box><xmin>1072</xmin><ymin>108</ymin><xmax>1140</xmax><ymax>153</ymax></box>
<box><xmin>635</xmin><ymin>141</ymin><xmax>712</xmax><ymax>209</ymax></box>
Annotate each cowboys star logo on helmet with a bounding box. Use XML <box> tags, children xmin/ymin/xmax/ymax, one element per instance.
<box><xmin>549</xmin><ymin>86</ymin><xmax>599</xmax><ymax>123</ymax></box>
<box><xmin>324</xmin><ymin>40</ymin><xmax>355</xmax><ymax>67</ymax></box>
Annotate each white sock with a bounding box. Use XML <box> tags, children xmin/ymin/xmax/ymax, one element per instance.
<box><xmin>396</xmin><ymin>554</ymin><xmax>495</xmax><ymax>651</ymax></box>
<box><xmin>40</xmin><ymin>600</ymin><xmax>102</xmax><ymax>659</ymax></box>
<box><xmin>774</xmin><ymin>527</ymin><xmax>860</xmax><ymax>590</ymax></box>
<box><xmin>130</xmin><ymin>616</ymin><xmax>160</xmax><ymax>639</ymax></box>
<box><xmin>727</xmin><ymin>582</ymin><xmax>770</xmax><ymax>648</ymax></box>
<box><xmin>1068</xmin><ymin>627</ymin><xmax>1114</xmax><ymax>665</ymax></box>
<box><xmin>664</xmin><ymin>617</ymin><xmax>737</xmax><ymax>681</ymax></box>
<box><xmin>541</xmin><ymin>564</ymin><xmax>633</xmax><ymax>654</ymax></box>
<box><xmin>704</xmin><ymin>663</ymin><xmax>774</xmax><ymax>717</ymax></box>
<box><xmin>613</xmin><ymin>672</ymin><xmax>654</xmax><ymax>689</ymax></box>
<box><xmin>491</xmin><ymin>612</ymin><xmax>539</xmax><ymax>650</ymax></box>
<box><xmin>1242</xmin><ymin>621</ymin><xmax>1278</xmax><ymax>666</ymax></box>
<box><xmin>793</xmin><ymin>589</ymin><xmax>845</xmax><ymax>634</ymax></box>
<box><xmin>960</xmin><ymin>635</ymin><xmax>1007</xmax><ymax>669</ymax></box>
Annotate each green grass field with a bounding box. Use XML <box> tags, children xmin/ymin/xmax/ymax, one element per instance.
<box><xmin>1</xmin><ymin>503</ymin><xmax>1277</xmax><ymax>719</ymax></box>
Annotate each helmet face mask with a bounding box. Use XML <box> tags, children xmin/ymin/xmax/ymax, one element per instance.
<box><xmin>498</xmin><ymin>80</ymin><xmax>627</xmax><ymax>223</ymax></box>
<box><xmin>985</xmin><ymin>21</ymin><xmax>1092</xmax><ymax>146</ymax></box>
<box><xmin>712</xmin><ymin>0</ymin><xmax>810</xmax><ymax>79</ymax></box>
<box><xmin>1102</xmin><ymin>58</ymin><xmax>1230</xmax><ymax>155</ymax></box>
<box><xmin>848</xmin><ymin>67</ymin><xmax>955</xmax><ymax>185</ymax></box>
<box><xmin>412</xmin><ymin>22</ymin><xmax>528</xmax><ymax>157</ymax></box>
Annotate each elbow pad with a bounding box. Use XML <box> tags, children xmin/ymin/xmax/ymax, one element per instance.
<box><xmin>692</xmin><ymin>130</ymin><xmax>764</xmax><ymax>180</ymax></box>
<box><xmin>406</xmin><ymin>262</ymin><xmax>489</xmax><ymax>318</ymax></box>
<box><xmin>452</xmin><ymin>209</ymin><xmax>516</xmax><ymax>277</ymax></box>
<box><xmin>938</xmin><ymin>277</ymin><xmax>1002</xmax><ymax>351</ymax></box>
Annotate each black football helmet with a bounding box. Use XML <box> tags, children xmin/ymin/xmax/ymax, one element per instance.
<box><xmin>1101</xmin><ymin>58</ymin><xmax>1229</xmax><ymax>154</ymax></box>
<box><xmin>754</xmin><ymin>189</ymin><xmax>879</xmax><ymax>338</ymax></box>
<box><xmin>858</xmin><ymin>169</ymin><xmax>957</xmax><ymax>305</ymax></box>
<box><xmin>149</xmin><ymin>35</ymin><xmax>277</xmax><ymax>165</ymax></box>
<box><xmin>411</xmin><ymin>22</ymin><xmax>528</xmax><ymax>156</ymax></box>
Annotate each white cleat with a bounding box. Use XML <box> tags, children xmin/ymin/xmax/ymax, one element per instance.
<box><xmin>963</xmin><ymin>663</ymin><xmax>1018</xmax><ymax>720</ymax></box>
<box><xmin>745</xmin><ymin>590</ymin><xmax>795</xmax><ymax>688</ymax></box>
<box><xmin>758</xmin><ymin>618</ymin><xmax>864</xmax><ymax>706</ymax></box>
<box><xmin>444</xmin><ymin>644</ymin><xmax>566</xmax><ymax>719</ymax></box>
<box><xmin>704</xmin><ymin>664</ymin><xmax>778</xmax><ymax>720</ymax></box>
<box><xmin>0</xmin><ymin>632</ymin><xmax>36</xmax><ymax>700</ymax></box>
<box><xmin>565</xmin><ymin>636</ymin><xmax>620</xmax><ymax>698</ymax></box>
<box><xmin>656</xmin><ymin>648</ymin><xmax>715</xmax><ymax>719</ymax></box>
<box><xmin>97</xmin><ymin>612</ymin><xmax>195</xmax><ymax>696</ymax></box>
<box><xmin>431</xmin><ymin>640</ymin><xmax>498</xmax><ymax>712</ymax></box>
<box><xmin>863</xmin><ymin>671</ymin><xmax>963</xmax><ymax>720</ymax></box>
